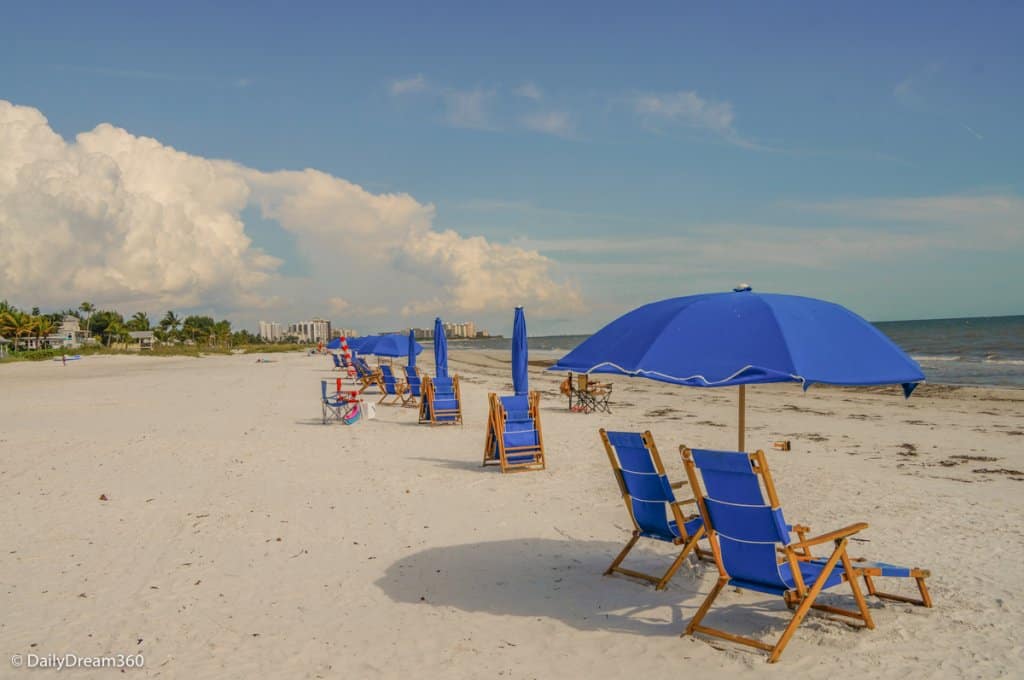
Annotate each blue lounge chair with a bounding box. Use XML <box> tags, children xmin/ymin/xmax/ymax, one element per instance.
<box><xmin>680</xmin><ymin>446</ymin><xmax>932</xmax><ymax>663</ymax></box>
<box><xmin>353</xmin><ymin>356</ymin><xmax>382</xmax><ymax>393</ymax></box>
<box><xmin>419</xmin><ymin>375</ymin><xmax>463</xmax><ymax>425</ymax></box>
<box><xmin>600</xmin><ymin>430</ymin><xmax>709</xmax><ymax>589</ymax></box>
<box><xmin>483</xmin><ymin>392</ymin><xmax>545</xmax><ymax>472</ymax></box>
<box><xmin>402</xmin><ymin>365</ymin><xmax>422</xmax><ymax>408</ymax></box>
<box><xmin>378</xmin><ymin>364</ymin><xmax>408</xmax><ymax>405</ymax></box>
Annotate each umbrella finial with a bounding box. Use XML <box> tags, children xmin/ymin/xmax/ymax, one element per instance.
<box><xmin>733</xmin><ymin>283</ymin><xmax>753</xmax><ymax>292</ymax></box>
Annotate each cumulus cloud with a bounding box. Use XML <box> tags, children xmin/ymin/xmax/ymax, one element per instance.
<box><xmin>0</xmin><ymin>100</ymin><xmax>580</xmax><ymax>325</ymax></box>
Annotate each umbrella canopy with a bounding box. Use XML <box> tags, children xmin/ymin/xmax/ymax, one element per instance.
<box><xmin>550</xmin><ymin>287</ymin><xmax>924</xmax><ymax>449</ymax></box>
<box><xmin>407</xmin><ymin>330</ymin><xmax>417</xmax><ymax>368</ymax></box>
<box><xmin>325</xmin><ymin>337</ymin><xmax>343</xmax><ymax>351</ymax></box>
<box><xmin>512</xmin><ymin>306</ymin><xmax>529</xmax><ymax>395</ymax></box>
<box><xmin>362</xmin><ymin>333</ymin><xmax>424</xmax><ymax>358</ymax></box>
<box><xmin>434</xmin><ymin>317</ymin><xmax>448</xmax><ymax>379</ymax></box>
<box><xmin>346</xmin><ymin>336</ymin><xmax>373</xmax><ymax>352</ymax></box>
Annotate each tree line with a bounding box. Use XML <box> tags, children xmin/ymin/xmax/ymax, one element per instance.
<box><xmin>0</xmin><ymin>300</ymin><xmax>267</xmax><ymax>350</ymax></box>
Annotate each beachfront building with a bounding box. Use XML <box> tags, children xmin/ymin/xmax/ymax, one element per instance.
<box><xmin>128</xmin><ymin>331</ymin><xmax>155</xmax><ymax>351</ymax></box>
<box><xmin>258</xmin><ymin>321</ymin><xmax>283</xmax><ymax>342</ymax></box>
<box><xmin>288</xmin><ymin>318</ymin><xmax>332</xmax><ymax>343</ymax></box>
<box><xmin>411</xmin><ymin>327</ymin><xmax>433</xmax><ymax>340</ymax></box>
<box><xmin>442</xmin><ymin>321</ymin><xmax>476</xmax><ymax>339</ymax></box>
<box><xmin>333</xmin><ymin>328</ymin><xmax>359</xmax><ymax>339</ymax></box>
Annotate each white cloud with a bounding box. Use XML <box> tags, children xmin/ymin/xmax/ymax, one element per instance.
<box><xmin>633</xmin><ymin>90</ymin><xmax>764</xmax><ymax>149</ymax></box>
<box><xmin>443</xmin><ymin>88</ymin><xmax>494</xmax><ymax>130</ymax></box>
<box><xmin>521</xmin><ymin>111</ymin><xmax>574</xmax><ymax>138</ymax></box>
<box><xmin>513</xmin><ymin>82</ymin><xmax>542</xmax><ymax>100</ymax></box>
<box><xmin>0</xmin><ymin>100</ymin><xmax>580</xmax><ymax>325</ymax></box>
<box><xmin>389</xmin><ymin>75</ymin><xmax>428</xmax><ymax>95</ymax></box>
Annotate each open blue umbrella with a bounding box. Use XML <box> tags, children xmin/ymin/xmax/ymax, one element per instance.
<box><xmin>512</xmin><ymin>306</ymin><xmax>529</xmax><ymax>396</ymax></box>
<box><xmin>550</xmin><ymin>287</ymin><xmax>924</xmax><ymax>449</ymax></box>
<box><xmin>325</xmin><ymin>337</ymin><xmax>342</xmax><ymax>351</ymax></box>
<box><xmin>362</xmin><ymin>333</ymin><xmax>424</xmax><ymax>358</ymax></box>
<box><xmin>434</xmin><ymin>317</ymin><xmax>448</xmax><ymax>379</ymax></box>
<box><xmin>407</xmin><ymin>329</ymin><xmax>417</xmax><ymax>368</ymax></box>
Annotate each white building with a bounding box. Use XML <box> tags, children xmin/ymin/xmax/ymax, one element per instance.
<box><xmin>258</xmin><ymin>321</ymin><xmax>283</xmax><ymax>342</ymax></box>
<box><xmin>288</xmin><ymin>318</ymin><xmax>332</xmax><ymax>343</ymax></box>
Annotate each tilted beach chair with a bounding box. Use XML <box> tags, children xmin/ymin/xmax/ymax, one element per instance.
<box><xmin>330</xmin><ymin>353</ymin><xmax>344</xmax><ymax>371</ymax></box>
<box><xmin>353</xmin><ymin>356</ymin><xmax>382</xmax><ymax>393</ymax></box>
<box><xmin>419</xmin><ymin>375</ymin><xmax>463</xmax><ymax>425</ymax></box>
<box><xmin>378</xmin><ymin>364</ymin><xmax>409</xmax><ymax>405</ymax></box>
<box><xmin>483</xmin><ymin>392</ymin><xmax>545</xmax><ymax>472</ymax></box>
<box><xmin>680</xmin><ymin>446</ymin><xmax>932</xmax><ymax>663</ymax></box>
<box><xmin>600</xmin><ymin>430</ymin><xmax>710</xmax><ymax>590</ymax></box>
<box><xmin>402</xmin><ymin>365</ymin><xmax>423</xmax><ymax>408</ymax></box>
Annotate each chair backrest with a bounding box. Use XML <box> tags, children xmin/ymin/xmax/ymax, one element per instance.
<box><xmin>578</xmin><ymin>373</ymin><xmax>589</xmax><ymax>391</ymax></box>
<box><xmin>403</xmin><ymin>365</ymin><xmax>422</xmax><ymax>395</ymax></box>
<box><xmin>686</xmin><ymin>449</ymin><xmax>793</xmax><ymax>591</ymax></box>
<box><xmin>602</xmin><ymin>430</ymin><xmax>683</xmax><ymax>541</ymax></box>
<box><xmin>320</xmin><ymin>380</ymin><xmax>331</xmax><ymax>401</ymax></box>
<box><xmin>499</xmin><ymin>394</ymin><xmax>533</xmax><ymax>422</ymax></box>
<box><xmin>355</xmin><ymin>356</ymin><xmax>373</xmax><ymax>377</ymax></box>
<box><xmin>331</xmin><ymin>353</ymin><xmax>342</xmax><ymax>368</ymax></box>
<box><xmin>432</xmin><ymin>376</ymin><xmax>454</xmax><ymax>396</ymax></box>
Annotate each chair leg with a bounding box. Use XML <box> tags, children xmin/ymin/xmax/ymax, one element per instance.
<box><xmin>685</xmin><ymin>577</ymin><xmax>728</xmax><ymax>636</ymax></box>
<box><xmin>657</xmin><ymin>537</ymin><xmax>699</xmax><ymax>590</ymax></box>
<box><xmin>841</xmin><ymin>553</ymin><xmax>874</xmax><ymax>629</ymax></box>
<box><xmin>768</xmin><ymin>542</ymin><xmax>847</xmax><ymax>663</ymax></box>
<box><xmin>605</xmin><ymin>533</ymin><xmax>640</xmax><ymax>575</ymax></box>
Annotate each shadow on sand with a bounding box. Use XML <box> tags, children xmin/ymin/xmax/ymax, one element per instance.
<box><xmin>375</xmin><ymin>538</ymin><xmax>716</xmax><ymax>637</ymax></box>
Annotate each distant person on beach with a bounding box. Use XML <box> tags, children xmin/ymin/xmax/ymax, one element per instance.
<box><xmin>61</xmin><ymin>353</ymin><xmax>66</xmax><ymax>367</ymax></box>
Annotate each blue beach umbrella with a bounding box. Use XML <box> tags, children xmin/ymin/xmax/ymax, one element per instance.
<box><xmin>363</xmin><ymin>334</ymin><xmax>424</xmax><ymax>358</ymax></box>
<box><xmin>512</xmin><ymin>306</ymin><xmax>529</xmax><ymax>396</ymax></box>
<box><xmin>325</xmin><ymin>337</ymin><xmax>342</xmax><ymax>351</ymax></box>
<box><xmin>434</xmin><ymin>317</ymin><xmax>448</xmax><ymax>379</ymax></box>
<box><xmin>549</xmin><ymin>287</ymin><xmax>924</xmax><ymax>450</ymax></box>
<box><xmin>407</xmin><ymin>329</ymin><xmax>417</xmax><ymax>368</ymax></box>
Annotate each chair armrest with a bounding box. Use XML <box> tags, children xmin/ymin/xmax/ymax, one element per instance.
<box><xmin>670</xmin><ymin>480</ymin><xmax>689</xmax><ymax>490</ymax></box>
<box><xmin>671</xmin><ymin>498</ymin><xmax>697</xmax><ymax>506</ymax></box>
<box><xmin>791</xmin><ymin>522</ymin><xmax>868</xmax><ymax>549</ymax></box>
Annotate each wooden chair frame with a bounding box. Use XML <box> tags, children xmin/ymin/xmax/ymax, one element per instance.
<box><xmin>377</xmin><ymin>365</ymin><xmax>409</xmax><ymax>405</ymax></box>
<box><xmin>483</xmin><ymin>391</ymin><xmax>546</xmax><ymax>473</ymax></box>
<box><xmin>680</xmin><ymin>446</ymin><xmax>931</xmax><ymax>662</ymax></box>
<box><xmin>600</xmin><ymin>429</ymin><xmax>710</xmax><ymax>590</ymax></box>
<box><xmin>402</xmin><ymin>365</ymin><xmax>423</xmax><ymax>409</ymax></box>
<box><xmin>418</xmin><ymin>375</ymin><xmax>464</xmax><ymax>425</ymax></box>
<box><xmin>353</xmin><ymin>358</ymin><xmax>383</xmax><ymax>394</ymax></box>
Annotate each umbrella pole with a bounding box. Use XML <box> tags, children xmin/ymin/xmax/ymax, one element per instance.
<box><xmin>738</xmin><ymin>385</ymin><xmax>746</xmax><ymax>451</ymax></box>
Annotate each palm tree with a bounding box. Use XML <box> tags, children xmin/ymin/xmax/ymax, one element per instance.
<box><xmin>34</xmin><ymin>316</ymin><xmax>56</xmax><ymax>348</ymax></box>
<box><xmin>128</xmin><ymin>312</ymin><xmax>151</xmax><ymax>332</ymax></box>
<box><xmin>160</xmin><ymin>311</ymin><xmax>181</xmax><ymax>341</ymax></box>
<box><xmin>1</xmin><ymin>310</ymin><xmax>36</xmax><ymax>350</ymax></box>
<box><xmin>79</xmin><ymin>302</ymin><xmax>95</xmax><ymax>339</ymax></box>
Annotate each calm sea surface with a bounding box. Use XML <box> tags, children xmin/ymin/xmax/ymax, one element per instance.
<box><xmin>453</xmin><ymin>315</ymin><xmax>1024</xmax><ymax>388</ymax></box>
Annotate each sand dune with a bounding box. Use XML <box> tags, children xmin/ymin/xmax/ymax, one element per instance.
<box><xmin>2</xmin><ymin>351</ymin><xmax>1022</xmax><ymax>678</ymax></box>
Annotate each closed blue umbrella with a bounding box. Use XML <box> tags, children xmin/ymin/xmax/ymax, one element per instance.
<box><xmin>512</xmin><ymin>306</ymin><xmax>529</xmax><ymax>396</ymax></box>
<box><xmin>407</xmin><ymin>329</ymin><xmax>417</xmax><ymax>368</ymax></box>
<box><xmin>550</xmin><ymin>287</ymin><xmax>924</xmax><ymax>449</ymax></box>
<box><xmin>434</xmin><ymin>317</ymin><xmax>448</xmax><ymax>379</ymax></box>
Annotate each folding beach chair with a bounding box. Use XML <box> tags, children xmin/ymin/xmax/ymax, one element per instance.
<box><xmin>680</xmin><ymin>446</ymin><xmax>932</xmax><ymax>663</ymax></box>
<box><xmin>353</xmin><ymin>356</ymin><xmax>382</xmax><ymax>393</ymax></box>
<box><xmin>483</xmin><ymin>392</ymin><xmax>545</xmax><ymax>472</ymax></box>
<box><xmin>320</xmin><ymin>380</ymin><xmax>362</xmax><ymax>425</ymax></box>
<box><xmin>402</xmin><ymin>365</ymin><xmax>423</xmax><ymax>408</ymax></box>
<box><xmin>600</xmin><ymin>430</ymin><xmax>710</xmax><ymax>589</ymax></box>
<box><xmin>562</xmin><ymin>372</ymin><xmax>613</xmax><ymax>414</ymax></box>
<box><xmin>378</xmin><ymin>364</ymin><xmax>409</xmax><ymax>405</ymax></box>
<box><xmin>330</xmin><ymin>353</ymin><xmax>344</xmax><ymax>371</ymax></box>
<box><xmin>419</xmin><ymin>375</ymin><xmax>463</xmax><ymax>425</ymax></box>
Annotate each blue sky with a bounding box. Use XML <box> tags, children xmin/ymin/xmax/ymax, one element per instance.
<box><xmin>2</xmin><ymin>2</ymin><xmax>1022</xmax><ymax>333</ymax></box>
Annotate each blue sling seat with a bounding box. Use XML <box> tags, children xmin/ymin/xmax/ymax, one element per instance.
<box><xmin>483</xmin><ymin>392</ymin><xmax>545</xmax><ymax>472</ymax></box>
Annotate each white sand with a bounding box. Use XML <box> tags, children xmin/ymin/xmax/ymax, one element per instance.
<box><xmin>2</xmin><ymin>351</ymin><xmax>1022</xmax><ymax>678</ymax></box>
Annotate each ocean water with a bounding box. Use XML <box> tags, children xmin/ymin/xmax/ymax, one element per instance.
<box><xmin>454</xmin><ymin>315</ymin><xmax>1024</xmax><ymax>388</ymax></box>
